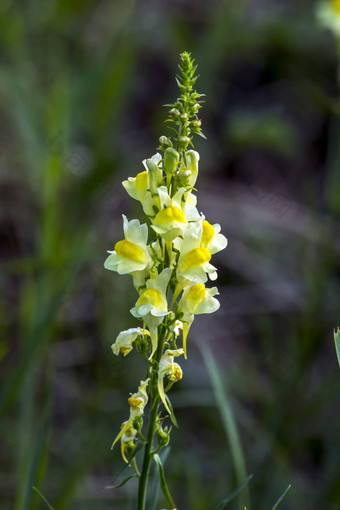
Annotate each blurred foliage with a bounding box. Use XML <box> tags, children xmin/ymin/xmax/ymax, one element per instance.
<box><xmin>0</xmin><ymin>0</ymin><xmax>339</xmax><ymax>509</ymax></box>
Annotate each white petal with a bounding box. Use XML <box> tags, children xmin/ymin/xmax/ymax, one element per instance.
<box><xmin>122</xmin><ymin>178</ymin><xmax>137</xmax><ymax>199</ymax></box>
<box><xmin>104</xmin><ymin>253</ymin><xmax>120</xmax><ymax>271</ymax></box>
<box><xmin>209</xmin><ymin>233</ymin><xmax>228</xmax><ymax>255</ymax></box>
<box><xmin>157</xmin><ymin>186</ymin><xmax>171</xmax><ymax>209</ymax></box>
<box><xmin>117</xmin><ymin>259</ymin><xmax>146</xmax><ymax>274</ymax></box>
<box><xmin>195</xmin><ymin>295</ymin><xmax>220</xmax><ymax>314</ymax></box>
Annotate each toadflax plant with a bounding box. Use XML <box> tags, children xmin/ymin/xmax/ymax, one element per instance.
<box><xmin>104</xmin><ymin>52</ymin><xmax>227</xmax><ymax>510</ymax></box>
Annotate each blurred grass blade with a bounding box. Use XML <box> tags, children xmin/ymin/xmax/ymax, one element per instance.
<box><xmin>15</xmin><ymin>390</ymin><xmax>51</xmax><ymax>510</ymax></box>
<box><xmin>272</xmin><ymin>484</ymin><xmax>291</xmax><ymax>509</ymax></box>
<box><xmin>149</xmin><ymin>447</ymin><xmax>170</xmax><ymax>510</ymax></box>
<box><xmin>334</xmin><ymin>328</ymin><xmax>340</xmax><ymax>368</ymax></box>
<box><xmin>214</xmin><ymin>474</ymin><xmax>253</xmax><ymax>510</ymax></box>
<box><xmin>32</xmin><ymin>487</ymin><xmax>55</xmax><ymax>510</ymax></box>
<box><xmin>200</xmin><ymin>344</ymin><xmax>249</xmax><ymax>510</ymax></box>
<box><xmin>154</xmin><ymin>453</ymin><xmax>176</xmax><ymax>508</ymax></box>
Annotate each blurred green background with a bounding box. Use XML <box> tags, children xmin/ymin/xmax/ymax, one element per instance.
<box><xmin>1</xmin><ymin>0</ymin><xmax>339</xmax><ymax>509</ymax></box>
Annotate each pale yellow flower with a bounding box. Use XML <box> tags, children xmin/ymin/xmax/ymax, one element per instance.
<box><xmin>112</xmin><ymin>379</ymin><xmax>149</xmax><ymax>448</ymax></box>
<box><xmin>104</xmin><ymin>215</ymin><xmax>151</xmax><ymax>275</ymax></box>
<box><xmin>158</xmin><ymin>349</ymin><xmax>184</xmax><ymax>413</ymax></box>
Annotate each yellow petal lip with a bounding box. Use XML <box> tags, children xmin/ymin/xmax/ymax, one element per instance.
<box><xmin>136</xmin><ymin>171</ymin><xmax>149</xmax><ymax>193</ymax></box>
<box><xmin>128</xmin><ymin>395</ymin><xmax>145</xmax><ymax>409</ymax></box>
<box><xmin>187</xmin><ymin>283</ymin><xmax>206</xmax><ymax>307</ymax></box>
<box><xmin>154</xmin><ymin>205</ymin><xmax>186</xmax><ymax>225</ymax></box>
<box><xmin>136</xmin><ymin>288</ymin><xmax>166</xmax><ymax>309</ymax></box>
<box><xmin>115</xmin><ymin>239</ymin><xmax>148</xmax><ymax>264</ymax></box>
<box><xmin>180</xmin><ymin>247</ymin><xmax>211</xmax><ymax>269</ymax></box>
<box><xmin>201</xmin><ymin>220</ymin><xmax>215</xmax><ymax>247</ymax></box>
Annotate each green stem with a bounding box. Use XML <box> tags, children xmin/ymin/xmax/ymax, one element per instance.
<box><xmin>137</xmin><ymin>327</ymin><xmax>166</xmax><ymax>510</ymax></box>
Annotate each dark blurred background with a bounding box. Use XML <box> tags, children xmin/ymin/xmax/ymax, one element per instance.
<box><xmin>1</xmin><ymin>0</ymin><xmax>339</xmax><ymax>509</ymax></box>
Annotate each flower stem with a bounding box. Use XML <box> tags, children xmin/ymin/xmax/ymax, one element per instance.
<box><xmin>137</xmin><ymin>327</ymin><xmax>166</xmax><ymax>510</ymax></box>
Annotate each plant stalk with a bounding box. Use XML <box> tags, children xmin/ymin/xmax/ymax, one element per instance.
<box><xmin>137</xmin><ymin>327</ymin><xmax>166</xmax><ymax>510</ymax></box>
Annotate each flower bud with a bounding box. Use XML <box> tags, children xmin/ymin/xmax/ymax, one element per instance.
<box><xmin>159</xmin><ymin>136</ymin><xmax>172</xmax><ymax>150</ymax></box>
<box><xmin>179</xmin><ymin>136</ymin><xmax>190</xmax><ymax>144</ymax></box>
<box><xmin>169</xmin><ymin>108</ymin><xmax>180</xmax><ymax>117</ymax></box>
<box><xmin>164</xmin><ymin>148</ymin><xmax>179</xmax><ymax>176</ymax></box>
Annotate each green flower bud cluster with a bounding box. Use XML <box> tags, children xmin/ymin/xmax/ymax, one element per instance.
<box><xmin>164</xmin><ymin>51</ymin><xmax>206</xmax><ymax>154</ymax></box>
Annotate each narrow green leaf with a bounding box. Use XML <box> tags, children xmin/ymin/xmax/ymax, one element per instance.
<box><xmin>149</xmin><ymin>448</ymin><xmax>170</xmax><ymax>510</ymax></box>
<box><xmin>334</xmin><ymin>328</ymin><xmax>340</xmax><ymax>368</ymax></box>
<box><xmin>214</xmin><ymin>474</ymin><xmax>253</xmax><ymax>510</ymax></box>
<box><xmin>105</xmin><ymin>474</ymin><xmax>137</xmax><ymax>489</ymax></box>
<box><xmin>32</xmin><ymin>487</ymin><xmax>55</xmax><ymax>510</ymax></box>
<box><xmin>165</xmin><ymin>395</ymin><xmax>178</xmax><ymax>427</ymax></box>
<box><xmin>154</xmin><ymin>453</ymin><xmax>176</xmax><ymax>508</ymax></box>
<box><xmin>272</xmin><ymin>484</ymin><xmax>291</xmax><ymax>509</ymax></box>
<box><xmin>105</xmin><ymin>441</ymin><xmax>144</xmax><ymax>489</ymax></box>
<box><xmin>200</xmin><ymin>344</ymin><xmax>249</xmax><ymax>510</ymax></box>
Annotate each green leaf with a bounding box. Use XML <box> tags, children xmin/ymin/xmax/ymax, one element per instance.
<box><xmin>153</xmin><ymin>453</ymin><xmax>176</xmax><ymax>508</ymax></box>
<box><xmin>105</xmin><ymin>474</ymin><xmax>137</xmax><ymax>489</ymax></box>
<box><xmin>105</xmin><ymin>441</ymin><xmax>144</xmax><ymax>490</ymax></box>
<box><xmin>334</xmin><ymin>328</ymin><xmax>340</xmax><ymax>368</ymax></box>
<box><xmin>165</xmin><ymin>394</ymin><xmax>178</xmax><ymax>427</ymax></box>
<box><xmin>149</xmin><ymin>448</ymin><xmax>170</xmax><ymax>510</ymax></box>
<box><xmin>200</xmin><ymin>344</ymin><xmax>249</xmax><ymax>510</ymax></box>
<box><xmin>272</xmin><ymin>484</ymin><xmax>292</xmax><ymax>509</ymax></box>
<box><xmin>214</xmin><ymin>474</ymin><xmax>254</xmax><ymax>510</ymax></box>
<box><xmin>32</xmin><ymin>487</ymin><xmax>55</xmax><ymax>510</ymax></box>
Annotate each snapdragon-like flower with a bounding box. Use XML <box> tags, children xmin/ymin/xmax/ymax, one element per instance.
<box><xmin>130</xmin><ymin>268</ymin><xmax>172</xmax><ymax>356</ymax></box>
<box><xmin>104</xmin><ymin>215</ymin><xmax>150</xmax><ymax>275</ymax></box>
<box><xmin>122</xmin><ymin>153</ymin><xmax>163</xmax><ymax>215</ymax></box>
<box><xmin>177</xmin><ymin>222</ymin><xmax>217</xmax><ymax>283</ymax></box>
<box><xmin>120</xmin><ymin>423</ymin><xmax>137</xmax><ymax>463</ymax></box>
<box><xmin>200</xmin><ymin>219</ymin><xmax>228</xmax><ymax>254</ymax></box>
<box><xmin>112</xmin><ymin>379</ymin><xmax>149</xmax><ymax>448</ymax></box>
<box><xmin>152</xmin><ymin>186</ymin><xmax>187</xmax><ymax>241</ymax></box>
<box><xmin>178</xmin><ymin>283</ymin><xmax>220</xmax><ymax>357</ymax></box>
<box><xmin>111</xmin><ymin>327</ymin><xmax>150</xmax><ymax>356</ymax></box>
<box><xmin>158</xmin><ymin>349</ymin><xmax>184</xmax><ymax>413</ymax></box>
